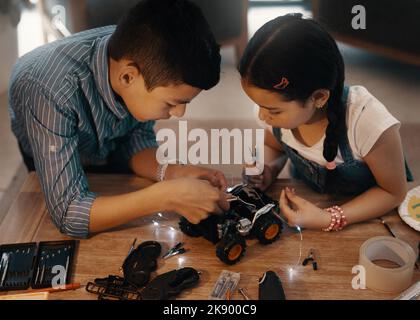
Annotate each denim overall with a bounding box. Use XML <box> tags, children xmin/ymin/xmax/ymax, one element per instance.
<box><xmin>272</xmin><ymin>87</ymin><xmax>414</xmax><ymax>195</ymax></box>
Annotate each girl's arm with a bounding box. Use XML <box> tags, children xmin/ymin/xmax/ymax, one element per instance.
<box><xmin>280</xmin><ymin>124</ymin><xmax>408</xmax><ymax>229</ymax></box>
<box><xmin>341</xmin><ymin>124</ymin><xmax>408</xmax><ymax>224</ymax></box>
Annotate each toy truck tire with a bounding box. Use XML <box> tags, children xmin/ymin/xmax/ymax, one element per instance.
<box><xmin>216</xmin><ymin>233</ymin><xmax>246</xmax><ymax>265</ymax></box>
<box><xmin>179</xmin><ymin>217</ymin><xmax>202</xmax><ymax>237</ymax></box>
<box><xmin>253</xmin><ymin>214</ymin><xmax>282</xmax><ymax>244</ymax></box>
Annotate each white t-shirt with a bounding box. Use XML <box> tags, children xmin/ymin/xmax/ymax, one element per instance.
<box><xmin>256</xmin><ymin>86</ymin><xmax>400</xmax><ymax>166</ymax></box>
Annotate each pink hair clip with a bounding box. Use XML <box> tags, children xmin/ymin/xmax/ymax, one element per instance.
<box><xmin>325</xmin><ymin>161</ymin><xmax>337</xmax><ymax>170</ymax></box>
<box><xmin>273</xmin><ymin>77</ymin><xmax>290</xmax><ymax>90</ymax></box>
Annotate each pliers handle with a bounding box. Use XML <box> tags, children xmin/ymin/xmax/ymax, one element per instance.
<box><xmin>302</xmin><ymin>249</ymin><xmax>318</xmax><ymax>270</ymax></box>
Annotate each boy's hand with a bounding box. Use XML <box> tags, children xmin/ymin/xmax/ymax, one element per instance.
<box><xmin>279</xmin><ymin>187</ymin><xmax>330</xmax><ymax>229</ymax></box>
<box><xmin>166</xmin><ymin>165</ymin><xmax>227</xmax><ymax>191</ymax></box>
<box><xmin>243</xmin><ymin>164</ymin><xmax>277</xmax><ymax>191</ymax></box>
<box><xmin>162</xmin><ymin>178</ymin><xmax>230</xmax><ymax>224</ymax></box>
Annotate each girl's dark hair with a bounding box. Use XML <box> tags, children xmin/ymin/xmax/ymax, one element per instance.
<box><xmin>109</xmin><ymin>0</ymin><xmax>221</xmax><ymax>91</ymax></box>
<box><xmin>239</xmin><ymin>14</ymin><xmax>345</xmax><ymax>193</ymax></box>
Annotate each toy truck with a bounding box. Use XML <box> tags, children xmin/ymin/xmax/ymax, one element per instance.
<box><xmin>179</xmin><ymin>184</ymin><xmax>283</xmax><ymax>265</ymax></box>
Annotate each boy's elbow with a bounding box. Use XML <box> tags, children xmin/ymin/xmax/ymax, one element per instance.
<box><xmin>58</xmin><ymin>213</ymin><xmax>91</xmax><ymax>239</ymax></box>
<box><xmin>59</xmin><ymin>222</ymin><xmax>90</xmax><ymax>239</ymax></box>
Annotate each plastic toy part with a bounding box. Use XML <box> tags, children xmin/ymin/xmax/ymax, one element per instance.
<box><xmin>141</xmin><ymin>267</ymin><xmax>200</xmax><ymax>300</ymax></box>
<box><xmin>86</xmin><ymin>275</ymin><xmax>142</xmax><ymax>300</ymax></box>
<box><xmin>122</xmin><ymin>241</ymin><xmax>161</xmax><ymax>288</ymax></box>
<box><xmin>259</xmin><ymin>271</ymin><xmax>286</xmax><ymax>300</ymax></box>
<box><xmin>179</xmin><ymin>184</ymin><xmax>283</xmax><ymax>265</ymax></box>
<box><xmin>216</xmin><ymin>232</ymin><xmax>246</xmax><ymax>265</ymax></box>
<box><xmin>86</xmin><ymin>267</ymin><xmax>200</xmax><ymax>300</ymax></box>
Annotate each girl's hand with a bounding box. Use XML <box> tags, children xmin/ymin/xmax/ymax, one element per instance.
<box><xmin>242</xmin><ymin>164</ymin><xmax>277</xmax><ymax>191</ymax></box>
<box><xmin>279</xmin><ymin>187</ymin><xmax>330</xmax><ymax>229</ymax></box>
<box><xmin>166</xmin><ymin>165</ymin><xmax>227</xmax><ymax>191</ymax></box>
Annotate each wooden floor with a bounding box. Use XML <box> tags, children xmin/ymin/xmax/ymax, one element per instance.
<box><xmin>0</xmin><ymin>173</ymin><xmax>418</xmax><ymax>300</ymax></box>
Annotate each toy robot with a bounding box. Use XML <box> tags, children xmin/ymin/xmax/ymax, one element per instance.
<box><xmin>179</xmin><ymin>184</ymin><xmax>283</xmax><ymax>265</ymax></box>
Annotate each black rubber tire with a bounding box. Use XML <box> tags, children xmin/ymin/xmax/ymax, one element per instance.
<box><xmin>179</xmin><ymin>217</ymin><xmax>202</xmax><ymax>237</ymax></box>
<box><xmin>215</xmin><ymin>234</ymin><xmax>246</xmax><ymax>265</ymax></box>
<box><xmin>253</xmin><ymin>214</ymin><xmax>282</xmax><ymax>245</ymax></box>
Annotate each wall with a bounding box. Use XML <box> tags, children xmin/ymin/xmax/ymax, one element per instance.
<box><xmin>0</xmin><ymin>13</ymin><xmax>18</xmax><ymax>95</ymax></box>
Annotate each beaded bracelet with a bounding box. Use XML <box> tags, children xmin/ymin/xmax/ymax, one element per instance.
<box><xmin>323</xmin><ymin>205</ymin><xmax>348</xmax><ymax>232</ymax></box>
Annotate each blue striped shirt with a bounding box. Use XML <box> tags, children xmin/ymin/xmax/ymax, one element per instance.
<box><xmin>8</xmin><ymin>26</ymin><xmax>158</xmax><ymax>238</ymax></box>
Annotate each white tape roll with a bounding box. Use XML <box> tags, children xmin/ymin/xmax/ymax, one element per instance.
<box><xmin>359</xmin><ymin>236</ymin><xmax>416</xmax><ymax>293</ymax></box>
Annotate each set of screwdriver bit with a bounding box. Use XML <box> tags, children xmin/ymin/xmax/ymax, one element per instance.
<box><xmin>0</xmin><ymin>240</ymin><xmax>77</xmax><ymax>291</ymax></box>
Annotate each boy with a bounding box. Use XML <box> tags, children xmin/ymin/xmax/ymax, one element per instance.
<box><xmin>8</xmin><ymin>0</ymin><xmax>229</xmax><ymax>238</ymax></box>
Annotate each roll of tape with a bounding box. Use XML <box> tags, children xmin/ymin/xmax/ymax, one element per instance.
<box><xmin>359</xmin><ymin>236</ymin><xmax>416</xmax><ymax>293</ymax></box>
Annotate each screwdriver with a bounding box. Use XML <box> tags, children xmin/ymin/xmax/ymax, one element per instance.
<box><xmin>1</xmin><ymin>253</ymin><xmax>10</xmax><ymax>287</ymax></box>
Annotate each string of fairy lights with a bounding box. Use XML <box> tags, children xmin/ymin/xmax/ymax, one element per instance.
<box><xmin>149</xmin><ymin>205</ymin><xmax>305</xmax><ymax>283</ymax></box>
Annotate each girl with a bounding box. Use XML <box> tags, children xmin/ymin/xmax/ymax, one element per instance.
<box><xmin>239</xmin><ymin>14</ymin><xmax>413</xmax><ymax>231</ymax></box>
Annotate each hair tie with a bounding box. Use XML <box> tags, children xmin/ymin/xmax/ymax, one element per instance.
<box><xmin>273</xmin><ymin>77</ymin><xmax>290</xmax><ymax>90</ymax></box>
<box><xmin>325</xmin><ymin>161</ymin><xmax>337</xmax><ymax>170</ymax></box>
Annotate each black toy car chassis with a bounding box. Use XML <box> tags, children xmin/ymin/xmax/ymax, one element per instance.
<box><xmin>179</xmin><ymin>183</ymin><xmax>283</xmax><ymax>265</ymax></box>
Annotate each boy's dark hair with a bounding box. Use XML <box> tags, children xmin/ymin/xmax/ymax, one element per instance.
<box><xmin>239</xmin><ymin>14</ymin><xmax>345</xmax><ymax>193</ymax></box>
<box><xmin>109</xmin><ymin>0</ymin><xmax>221</xmax><ymax>91</ymax></box>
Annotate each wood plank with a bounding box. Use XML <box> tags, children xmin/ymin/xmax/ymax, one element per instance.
<box><xmin>0</xmin><ymin>164</ymin><xmax>28</xmax><ymax>227</ymax></box>
<box><xmin>0</xmin><ymin>174</ymin><xmax>46</xmax><ymax>244</ymax></box>
<box><xmin>1</xmin><ymin>173</ymin><xmax>419</xmax><ymax>300</ymax></box>
<box><xmin>331</xmin><ymin>33</ymin><xmax>420</xmax><ymax>66</ymax></box>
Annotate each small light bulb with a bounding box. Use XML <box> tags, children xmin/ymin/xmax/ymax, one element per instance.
<box><xmin>288</xmin><ymin>267</ymin><xmax>295</xmax><ymax>278</ymax></box>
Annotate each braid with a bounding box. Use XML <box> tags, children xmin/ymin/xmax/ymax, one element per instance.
<box><xmin>323</xmin><ymin>50</ymin><xmax>345</xmax><ymax>193</ymax></box>
<box><xmin>323</xmin><ymin>87</ymin><xmax>344</xmax><ymax>163</ymax></box>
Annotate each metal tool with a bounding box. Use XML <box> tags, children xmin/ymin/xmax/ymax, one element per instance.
<box><xmin>302</xmin><ymin>249</ymin><xmax>318</xmax><ymax>270</ymax></box>
<box><xmin>162</xmin><ymin>242</ymin><xmax>187</xmax><ymax>260</ymax></box>
<box><xmin>40</xmin><ymin>264</ymin><xmax>45</xmax><ymax>285</ymax></box>
<box><xmin>1</xmin><ymin>253</ymin><xmax>10</xmax><ymax>287</ymax></box>
<box><xmin>162</xmin><ymin>248</ymin><xmax>187</xmax><ymax>260</ymax></box>
<box><xmin>0</xmin><ymin>254</ymin><xmax>4</xmax><ymax>285</ymax></box>
<box><xmin>64</xmin><ymin>256</ymin><xmax>70</xmax><ymax>283</ymax></box>
<box><xmin>35</xmin><ymin>257</ymin><xmax>44</xmax><ymax>285</ymax></box>
<box><xmin>34</xmin><ymin>266</ymin><xmax>40</xmax><ymax>285</ymax></box>
<box><xmin>379</xmin><ymin>217</ymin><xmax>397</xmax><ymax>238</ymax></box>
<box><xmin>225</xmin><ymin>194</ymin><xmax>257</xmax><ymax>209</ymax></box>
<box><xmin>227</xmin><ymin>195</ymin><xmax>239</xmax><ymax>203</ymax></box>
<box><xmin>238</xmin><ymin>287</ymin><xmax>251</xmax><ymax>300</ymax></box>
<box><xmin>394</xmin><ymin>281</ymin><xmax>420</xmax><ymax>300</ymax></box>
<box><xmin>128</xmin><ymin>238</ymin><xmax>137</xmax><ymax>257</ymax></box>
<box><xmin>379</xmin><ymin>218</ymin><xmax>418</xmax><ymax>269</ymax></box>
<box><xmin>210</xmin><ymin>270</ymin><xmax>240</xmax><ymax>300</ymax></box>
